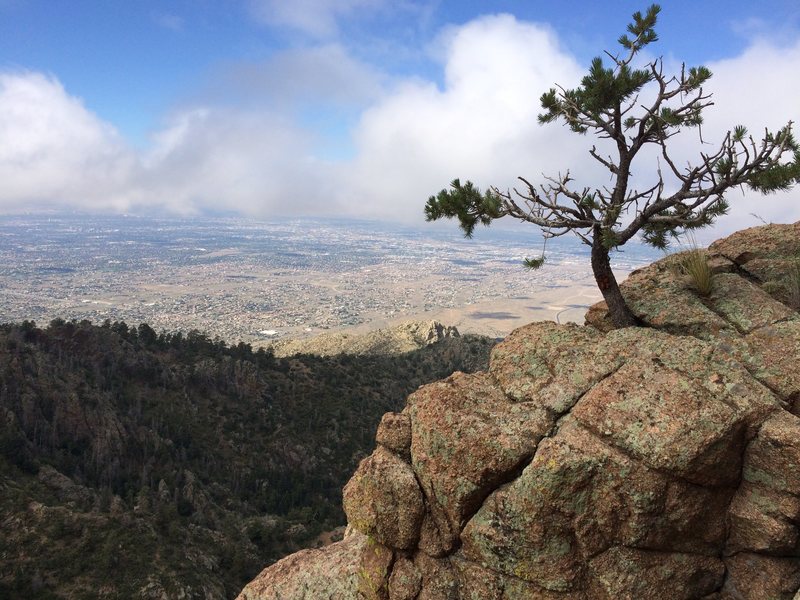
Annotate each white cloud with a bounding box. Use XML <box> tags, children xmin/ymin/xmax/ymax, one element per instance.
<box><xmin>0</xmin><ymin>72</ymin><xmax>333</xmax><ymax>217</ymax></box>
<box><xmin>0</xmin><ymin>72</ymin><xmax>136</xmax><ymax>212</ymax></box>
<box><xmin>139</xmin><ymin>107</ymin><xmax>333</xmax><ymax>216</ymax></box>
<box><xmin>0</xmin><ymin>15</ymin><xmax>797</xmax><ymax>238</ymax></box>
<box><xmin>700</xmin><ymin>39</ymin><xmax>800</xmax><ymax>235</ymax></box>
<box><xmin>338</xmin><ymin>14</ymin><xmax>589</xmax><ymax>221</ymax></box>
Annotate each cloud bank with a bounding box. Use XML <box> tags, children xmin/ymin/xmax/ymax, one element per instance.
<box><xmin>0</xmin><ymin>14</ymin><xmax>798</xmax><ymax>237</ymax></box>
<box><xmin>0</xmin><ymin>72</ymin><xmax>136</xmax><ymax>212</ymax></box>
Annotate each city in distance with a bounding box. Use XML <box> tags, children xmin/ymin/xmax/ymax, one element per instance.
<box><xmin>0</xmin><ymin>213</ymin><xmax>662</xmax><ymax>344</ymax></box>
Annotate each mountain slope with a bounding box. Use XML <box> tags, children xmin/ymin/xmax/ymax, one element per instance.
<box><xmin>0</xmin><ymin>320</ymin><xmax>494</xmax><ymax>599</ymax></box>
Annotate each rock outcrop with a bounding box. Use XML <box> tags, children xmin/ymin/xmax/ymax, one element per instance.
<box><xmin>271</xmin><ymin>321</ymin><xmax>464</xmax><ymax>357</ymax></box>
<box><xmin>238</xmin><ymin>223</ymin><xmax>800</xmax><ymax>599</ymax></box>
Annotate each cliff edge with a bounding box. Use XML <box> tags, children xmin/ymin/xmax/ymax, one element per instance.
<box><xmin>238</xmin><ymin>222</ymin><xmax>800</xmax><ymax>599</ymax></box>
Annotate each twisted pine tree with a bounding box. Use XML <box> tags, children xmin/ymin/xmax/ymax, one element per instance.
<box><xmin>425</xmin><ymin>4</ymin><xmax>800</xmax><ymax>328</ymax></box>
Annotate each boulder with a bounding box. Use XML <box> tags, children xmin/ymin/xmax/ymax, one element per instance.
<box><xmin>343</xmin><ymin>446</ymin><xmax>424</xmax><ymax>550</ymax></box>
<box><xmin>588</xmin><ymin>546</ymin><xmax>724</xmax><ymax>600</ymax></box>
<box><xmin>406</xmin><ymin>371</ymin><xmax>552</xmax><ymax>554</ymax></box>
<box><xmin>236</xmin><ymin>530</ymin><xmax>393</xmax><ymax>600</ymax></box>
<box><xmin>705</xmin><ymin>273</ymin><xmax>795</xmax><ymax>333</ymax></box>
<box><xmin>387</xmin><ymin>557</ymin><xmax>422</xmax><ymax>600</ymax></box>
<box><xmin>571</xmin><ymin>357</ymin><xmax>746</xmax><ymax>486</ymax></box>
<box><xmin>743</xmin><ymin>320</ymin><xmax>800</xmax><ymax>404</ymax></box>
<box><xmin>727</xmin><ymin>411</ymin><xmax>800</xmax><ymax>556</ymax></box>
<box><xmin>587</xmin><ymin>222</ymin><xmax>800</xmax><ymax>343</ymax></box>
<box><xmin>376</xmin><ymin>412</ymin><xmax>413</xmax><ymax>460</ymax></box>
<box><xmin>489</xmin><ymin>321</ymin><xmax>620</xmax><ymax>414</ymax></box>
<box><xmin>707</xmin><ymin>221</ymin><xmax>800</xmax><ymax>267</ymax></box>
<box><xmin>461</xmin><ymin>418</ymin><xmax>730</xmax><ymax>591</ymax></box>
<box><xmin>720</xmin><ymin>553</ymin><xmax>800</xmax><ymax>600</ymax></box>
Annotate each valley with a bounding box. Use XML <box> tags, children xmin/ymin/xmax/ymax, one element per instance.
<box><xmin>0</xmin><ymin>214</ymin><xmax>660</xmax><ymax>343</ymax></box>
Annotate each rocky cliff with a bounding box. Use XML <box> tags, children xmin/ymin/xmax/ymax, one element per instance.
<box><xmin>237</xmin><ymin>222</ymin><xmax>800</xmax><ymax>600</ymax></box>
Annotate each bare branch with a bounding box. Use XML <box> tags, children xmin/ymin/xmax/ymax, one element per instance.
<box><xmin>589</xmin><ymin>146</ymin><xmax>619</xmax><ymax>174</ymax></box>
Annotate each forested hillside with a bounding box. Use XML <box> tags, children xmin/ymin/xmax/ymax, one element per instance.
<box><xmin>0</xmin><ymin>319</ymin><xmax>493</xmax><ymax>599</ymax></box>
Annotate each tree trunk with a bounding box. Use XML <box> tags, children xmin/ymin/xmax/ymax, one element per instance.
<box><xmin>591</xmin><ymin>231</ymin><xmax>638</xmax><ymax>328</ymax></box>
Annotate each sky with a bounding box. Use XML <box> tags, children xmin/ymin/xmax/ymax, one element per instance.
<box><xmin>0</xmin><ymin>0</ymin><xmax>799</xmax><ymax>237</ymax></box>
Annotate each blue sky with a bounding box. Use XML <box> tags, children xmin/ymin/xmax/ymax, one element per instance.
<box><xmin>0</xmin><ymin>0</ymin><xmax>798</xmax><ymax>233</ymax></box>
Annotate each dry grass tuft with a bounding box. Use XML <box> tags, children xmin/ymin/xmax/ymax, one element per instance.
<box><xmin>669</xmin><ymin>247</ymin><xmax>713</xmax><ymax>297</ymax></box>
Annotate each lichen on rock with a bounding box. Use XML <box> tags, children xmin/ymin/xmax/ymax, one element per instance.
<box><xmin>236</xmin><ymin>530</ymin><xmax>393</xmax><ymax>600</ymax></box>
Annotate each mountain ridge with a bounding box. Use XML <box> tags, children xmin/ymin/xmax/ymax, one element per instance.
<box><xmin>271</xmin><ymin>321</ymin><xmax>465</xmax><ymax>358</ymax></box>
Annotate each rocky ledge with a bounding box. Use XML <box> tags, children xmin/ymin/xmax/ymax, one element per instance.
<box><xmin>238</xmin><ymin>223</ymin><xmax>800</xmax><ymax>600</ymax></box>
<box><xmin>272</xmin><ymin>321</ymin><xmax>463</xmax><ymax>357</ymax></box>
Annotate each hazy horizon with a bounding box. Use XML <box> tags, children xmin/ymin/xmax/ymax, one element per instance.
<box><xmin>0</xmin><ymin>213</ymin><xmax>664</xmax><ymax>341</ymax></box>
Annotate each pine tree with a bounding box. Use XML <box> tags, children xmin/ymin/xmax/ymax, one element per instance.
<box><xmin>425</xmin><ymin>4</ymin><xmax>800</xmax><ymax>327</ymax></box>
